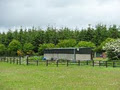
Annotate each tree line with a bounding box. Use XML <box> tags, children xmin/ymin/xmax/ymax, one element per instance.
<box><xmin>0</xmin><ymin>24</ymin><xmax>120</xmax><ymax>56</ymax></box>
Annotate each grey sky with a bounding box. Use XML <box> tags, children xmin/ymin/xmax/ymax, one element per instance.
<box><xmin>0</xmin><ymin>0</ymin><xmax>120</xmax><ymax>32</ymax></box>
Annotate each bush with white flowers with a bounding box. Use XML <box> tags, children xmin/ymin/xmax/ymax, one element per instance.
<box><xmin>103</xmin><ymin>39</ymin><xmax>120</xmax><ymax>60</ymax></box>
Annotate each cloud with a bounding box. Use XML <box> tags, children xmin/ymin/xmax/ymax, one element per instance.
<box><xmin>0</xmin><ymin>0</ymin><xmax>120</xmax><ymax>32</ymax></box>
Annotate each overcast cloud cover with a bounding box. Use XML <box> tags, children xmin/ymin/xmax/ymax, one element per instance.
<box><xmin>0</xmin><ymin>0</ymin><xmax>120</xmax><ymax>32</ymax></box>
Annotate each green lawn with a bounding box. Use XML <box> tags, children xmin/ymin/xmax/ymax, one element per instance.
<box><xmin>0</xmin><ymin>63</ymin><xmax>120</xmax><ymax>90</ymax></box>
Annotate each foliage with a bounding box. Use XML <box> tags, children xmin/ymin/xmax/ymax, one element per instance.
<box><xmin>8</xmin><ymin>40</ymin><xmax>22</xmax><ymax>56</ymax></box>
<box><xmin>95</xmin><ymin>38</ymin><xmax>115</xmax><ymax>52</ymax></box>
<box><xmin>23</xmin><ymin>43</ymin><xmax>34</xmax><ymax>55</ymax></box>
<box><xmin>8</xmin><ymin>40</ymin><xmax>22</xmax><ymax>51</ymax></box>
<box><xmin>103</xmin><ymin>39</ymin><xmax>120</xmax><ymax>60</ymax></box>
<box><xmin>38</xmin><ymin>43</ymin><xmax>55</xmax><ymax>55</ymax></box>
<box><xmin>0</xmin><ymin>44</ymin><xmax>6</xmax><ymax>56</ymax></box>
<box><xmin>29</xmin><ymin>56</ymin><xmax>43</xmax><ymax>60</ymax></box>
<box><xmin>93</xmin><ymin>24</ymin><xmax>108</xmax><ymax>46</ymax></box>
<box><xmin>0</xmin><ymin>24</ymin><xmax>120</xmax><ymax>56</ymax></box>
<box><xmin>17</xmin><ymin>50</ymin><xmax>24</xmax><ymax>56</ymax></box>
<box><xmin>26</xmin><ymin>50</ymin><xmax>34</xmax><ymax>55</ymax></box>
<box><xmin>76</xmin><ymin>41</ymin><xmax>96</xmax><ymax>48</ymax></box>
<box><xmin>57</xmin><ymin>39</ymin><xmax>77</xmax><ymax>47</ymax></box>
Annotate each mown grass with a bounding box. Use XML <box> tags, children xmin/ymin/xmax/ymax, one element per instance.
<box><xmin>0</xmin><ymin>62</ymin><xmax>120</xmax><ymax>90</ymax></box>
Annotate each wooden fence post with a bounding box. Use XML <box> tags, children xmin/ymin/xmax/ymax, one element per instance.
<box><xmin>3</xmin><ymin>57</ymin><xmax>5</xmax><ymax>62</ymax></box>
<box><xmin>19</xmin><ymin>57</ymin><xmax>21</xmax><ymax>65</ymax></box>
<box><xmin>7</xmin><ymin>58</ymin><xmax>8</xmax><ymax>63</ymax></box>
<box><xmin>2</xmin><ymin>58</ymin><xmax>3</xmax><ymax>62</ymax></box>
<box><xmin>67</xmin><ymin>60</ymin><xmax>69</xmax><ymax>66</ymax></box>
<box><xmin>98</xmin><ymin>61</ymin><xmax>100</xmax><ymax>67</ymax></box>
<box><xmin>5</xmin><ymin>57</ymin><xmax>6</xmax><ymax>62</ymax></box>
<box><xmin>56</xmin><ymin>60</ymin><xmax>59</xmax><ymax>67</ymax></box>
<box><xmin>93</xmin><ymin>60</ymin><xmax>94</xmax><ymax>67</ymax></box>
<box><xmin>113</xmin><ymin>61</ymin><xmax>115</xmax><ymax>68</ymax></box>
<box><xmin>13</xmin><ymin>57</ymin><xmax>15</xmax><ymax>64</ymax></box>
<box><xmin>36</xmin><ymin>60</ymin><xmax>38</xmax><ymax>66</ymax></box>
<box><xmin>12</xmin><ymin>58</ymin><xmax>14</xmax><ymax>63</ymax></box>
<box><xmin>26</xmin><ymin>56</ymin><xmax>29</xmax><ymax>65</ymax></box>
<box><xmin>86</xmin><ymin>60</ymin><xmax>88</xmax><ymax>65</ymax></box>
<box><xmin>12</xmin><ymin>57</ymin><xmax>13</xmax><ymax>64</ymax></box>
<box><xmin>12</xmin><ymin>58</ymin><xmax>13</xmax><ymax>64</ymax></box>
<box><xmin>46</xmin><ymin>60</ymin><xmax>48</xmax><ymax>66</ymax></box>
<box><xmin>16</xmin><ymin>59</ymin><xmax>18</xmax><ymax>65</ymax></box>
<box><xmin>106</xmin><ymin>61</ymin><xmax>107</xmax><ymax>68</ymax></box>
<box><xmin>1</xmin><ymin>58</ymin><xmax>2</xmax><ymax>62</ymax></box>
<box><xmin>78</xmin><ymin>60</ymin><xmax>80</xmax><ymax>66</ymax></box>
<box><xmin>10</xmin><ymin>58</ymin><xmax>12</xmax><ymax>64</ymax></box>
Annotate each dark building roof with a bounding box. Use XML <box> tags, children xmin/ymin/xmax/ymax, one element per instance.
<box><xmin>44</xmin><ymin>48</ymin><xmax>92</xmax><ymax>54</ymax></box>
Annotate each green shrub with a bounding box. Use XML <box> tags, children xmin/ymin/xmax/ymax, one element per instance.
<box><xmin>29</xmin><ymin>56</ymin><xmax>43</xmax><ymax>61</ymax></box>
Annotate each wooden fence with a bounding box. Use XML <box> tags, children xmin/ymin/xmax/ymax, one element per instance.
<box><xmin>0</xmin><ymin>57</ymin><xmax>120</xmax><ymax>68</ymax></box>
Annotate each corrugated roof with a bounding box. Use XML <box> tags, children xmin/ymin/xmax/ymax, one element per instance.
<box><xmin>45</xmin><ymin>47</ymin><xmax>92</xmax><ymax>49</ymax></box>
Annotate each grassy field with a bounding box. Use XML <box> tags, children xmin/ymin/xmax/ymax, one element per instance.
<box><xmin>0</xmin><ymin>63</ymin><xmax>120</xmax><ymax>90</ymax></box>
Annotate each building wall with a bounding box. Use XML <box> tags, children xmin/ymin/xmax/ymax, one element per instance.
<box><xmin>44</xmin><ymin>54</ymin><xmax>91</xmax><ymax>61</ymax></box>
<box><xmin>44</xmin><ymin>54</ymin><xmax>74</xmax><ymax>60</ymax></box>
<box><xmin>76</xmin><ymin>54</ymin><xmax>91</xmax><ymax>61</ymax></box>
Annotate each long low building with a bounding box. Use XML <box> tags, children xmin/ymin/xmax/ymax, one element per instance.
<box><xmin>44</xmin><ymin>48</ymin><xmax>93</xmax><ymax>61</ymax></box>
